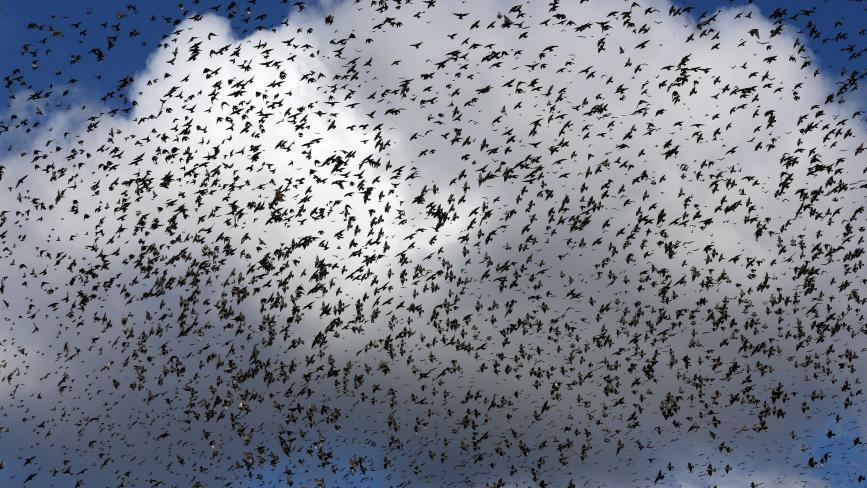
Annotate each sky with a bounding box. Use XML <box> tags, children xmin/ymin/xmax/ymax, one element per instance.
<box><xmin>1</xmin><ymin>0</ymin><xmax>867</xmax><ymax>487</ymax></box>
<box><xmin>0</xmin><ymin>0</ymin><xmax>333</xmax><ymax>122</ymax></box>
<box><xmin>2</xmin><ymin>0</ymin><xmax>867</xmax><ymax>116</ymax></box>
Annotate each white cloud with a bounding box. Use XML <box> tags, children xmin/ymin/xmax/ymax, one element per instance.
<box><xmin>1</xmin><ymin>0</ymin><xmax>866</xmax><ymax>487</ymax></box>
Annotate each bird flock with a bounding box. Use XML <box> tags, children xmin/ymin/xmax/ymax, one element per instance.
<box><xmin>2</xmin><ymin>0</ymin><xmax>867</xmax><ymax>487</ymax></box>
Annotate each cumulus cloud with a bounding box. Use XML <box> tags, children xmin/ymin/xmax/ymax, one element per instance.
<box><xmin>1</xmin><ymin>0</ymin><xmax>866</xmax><ymax>487</ymax></box>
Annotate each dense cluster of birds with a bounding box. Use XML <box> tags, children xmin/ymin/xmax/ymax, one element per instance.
<box><xmin>2</xmin><ymin>0</ymin><xmax>867</xmax><ymax>486</ymax></box>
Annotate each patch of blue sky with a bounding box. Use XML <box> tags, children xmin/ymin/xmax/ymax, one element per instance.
<box><xmin>0</xmin><ymin>0</ymin><xmax>332</xmax><ymax>115</ymax></box>
<box><xmin>672</xmin><ymin>0</ymin><xmax>867</xmax><ymax>107</ymax></box>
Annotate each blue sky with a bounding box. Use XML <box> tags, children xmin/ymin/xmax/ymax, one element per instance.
<box><xmin>677</xmin><ymin>1</ymin><xmax>867</xmax><ymax>80</ymax></box>
<box><xmin>0</xmin><ymin>0</ymin><xmax>322</xmax><ymax>117</ymax></box>
<box><xmin>2</xmin><ymin>0</ymin><xmax>866</xmax><ymax>120</ymax></box>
